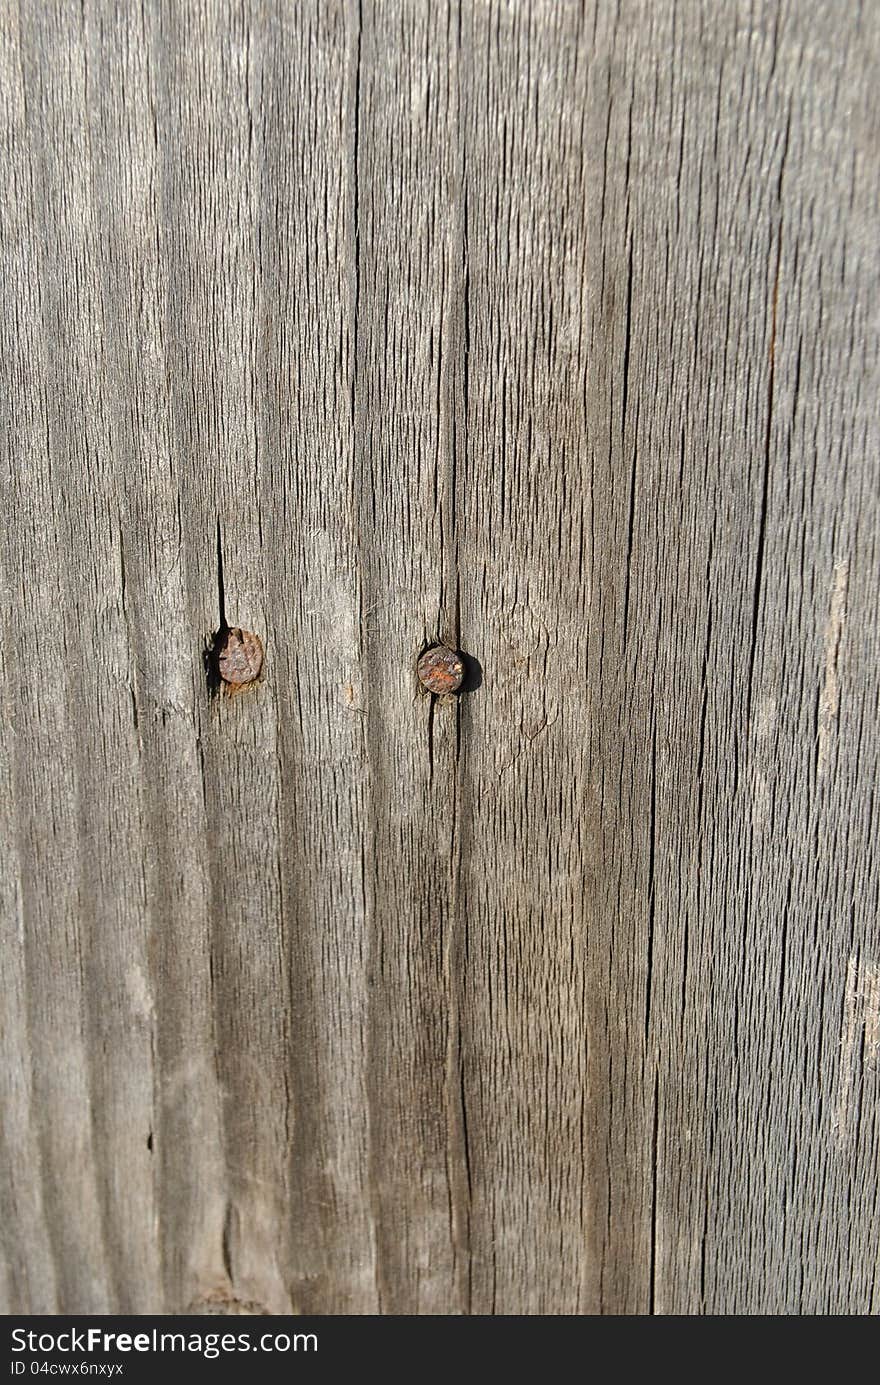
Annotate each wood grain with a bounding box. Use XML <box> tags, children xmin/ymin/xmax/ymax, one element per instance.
<box><xmin>1</xmin><ymin>0</ymin><xmax>878</xmax><ymax>1315</ymax></box>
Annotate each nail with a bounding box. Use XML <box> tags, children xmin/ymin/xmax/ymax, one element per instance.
<box><xmin>217</xmin><ymin>628</ymin><xmax>264</xmax><ymax>689</ymax></box>
<box><xmin>417</xmin><ymin>645</ymin><xmax>464</xmax><ymax>695</ymax></box>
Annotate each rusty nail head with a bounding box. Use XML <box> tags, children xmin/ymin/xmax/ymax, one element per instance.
<box><xmin>217</xmin><ymin>628</ymin><xmax>264</xmax><ymax>689</ymax></box>
<box><xmin>417</xmin><ymin>645</ymin><xmax>464</xmax><ymax>695</ymax></box>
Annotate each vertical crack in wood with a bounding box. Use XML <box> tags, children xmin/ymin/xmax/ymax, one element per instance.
<box><xmin>645</xmin><ymin>719</ymin><xmax>657</xmax><ymax>1046</ymax></box>
<box><xmin>221</xmin><ymin>1200</ymin><xmax>234</xmax><ymax>1285</ymax></box>
<box><xmin>215</xmin><ymin>516</ymin><xmax>227</xmax><ymax>632</ymax></box>
<box><xmin>690</xmin><ymin>538</ymin><xmax>715</xmax><ymax>1105</ymax></box>
<box><xmin>350</xmin><ymin>0</ymin><xmax>362</xmax><ymax>434</ymax></box>
<box><xmin>620</xmin><ymin>77</ymin><xmax>637</xmax><ymax>654</ymax></box>
<box><xmin>348</xmin><ymin>0</ymin><xmax>384</xmax><ymax>1315</ymax></box>
<box><xmin>747</xmin><ymin>109</ymin><xmax>790</xmax><ymax>719</ymax></box>
<box><xmin>444</xmin><ymin>691</ymin><xmax>472</xmax><ymax>1312</ymax></box>
<box><xmin>437</xmin><ymin>14</ymin><xmax>473</xmax><ymax>1313</ymax></box>
<box><xmin>426</xmin><ymin>692</ymin><xmax>435</xmax><ymax>784</ymax></box>
<box><xmin>777</xmin><ymin>878</ymin><xmax>793</xmax><ymax>1016</ymax></box>
<box><xmin>649</xmin><ymin>1067</ymin><xmax>660</xmax><ymax>1314</ymax></box>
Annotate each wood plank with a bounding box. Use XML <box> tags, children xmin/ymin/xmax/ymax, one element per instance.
<box><xmin>0</xmin><ymin>0</ymin><xmax>878</xmax><ymax>1315</ymax></box>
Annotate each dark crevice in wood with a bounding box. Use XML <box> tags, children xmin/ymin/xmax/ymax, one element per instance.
<box><xmin>747</xmin><ymin>109</ymin><xmax>790</xmax><ymax>718</ymax></box>
<box><xmin>620</xmin><ymin>240</ymin><xmax>637</xmax><ymax>651</ymax></box>
<box><xmin>350</xmin><ymin>0</ymin><xmax>362</xmax><ymax>432</ymax></box>
<box><xmin>458</xmin><ymin>1043</ymin><xmax>473</xmax><ymax>1208</ymax></box>
<box><xmin>203</xmin><ymin>638</ymin><xmax>223</xmax><ymax>697</ymax></box>
<box><xmin>645</xmin><ymin>720</ymin><xmax>657</xmax><ymax>1046</ymax></box>
<box><xmin>221</xmin><ymin>1201</ymin><xmax>234</xmax><ymax>1285</ymax></box>
<box><xmin>453</xmin><ymin>174</ymin><xmax>468</xmax><ymax>650</ymax></box>
<box><xmin>777</xmin><ymin>878</ymin><xmax>793</xmax><ymax>1014</ymax></box>
<box><xmin>649</xmin><ymin>1068</ymin><xmax>660</xmax><ymax>1314</ymax></box>
<box><xmin>196</xmin><ymin>740</ymin><xmax>208</xmax><ymax>812</ymax></box>
<box><xmin>215</xmin><ymin>516</ymin><xmax>227</xmax><ymax>633</ymax></box>
<box><xmin>454</xmin><ymin>679</ymin><xmax>463</xmax><ymax>765</ymax></box>
<box><xmin>204</xmin><ymin>521</ymin><xmax>229</xmax><ymax>696</ymax></box>
<box><xmin>444</xmin><ymin>46</ymin><xmax>471</xmax><ymax>1283</ymax></box>
<box><xmin>620</xmin><ymin>239</ymin><xmax>634</xmax><ymax>444</ymax></box>
<box><xmin>450</xmin><ymin>686</ymin><xmax>471</xmax><ymax>1313</ymax></box>
<box><xmin>426</xmin><ymin>692</ymin><xmax>435</xmax><ymax>783</ymax></box>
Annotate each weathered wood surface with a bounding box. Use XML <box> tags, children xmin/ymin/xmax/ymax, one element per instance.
<box><xmin>1</xmin><ymin>0</ymin><xmax>879</xmax><ymax>1315</ymax></box>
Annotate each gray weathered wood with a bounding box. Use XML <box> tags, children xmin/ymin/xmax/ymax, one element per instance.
<box><xmin>1</xmin><ymin>0</ymin><xmax>878</xmax><ymax>1314</ymax></box>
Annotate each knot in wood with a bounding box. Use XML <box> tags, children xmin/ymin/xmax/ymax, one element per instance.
<box><xmin>417</xmin><ymin>645</ymin><xmax>464</xmax><ymax>695</ymax></box>
<box><xmin>217</xmin><ymin>628</ymin><xmax>263</xmax><ymax>689</ymax></box>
